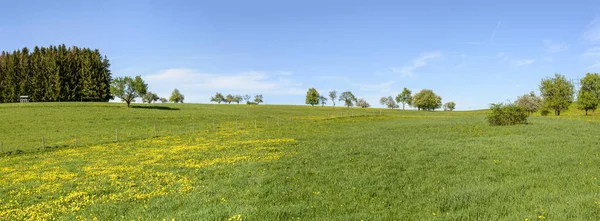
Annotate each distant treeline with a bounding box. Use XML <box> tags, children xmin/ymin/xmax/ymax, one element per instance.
<box><xmin>0</xmin><ymin>45</ymin><xmax>112</xmax><ymax>103</ymax></box>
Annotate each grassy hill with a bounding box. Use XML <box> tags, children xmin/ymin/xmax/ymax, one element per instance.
<box><xmin>1</xmin><ymin>103</ymin><xmax>600</xmax><ymax>220</ymax></box>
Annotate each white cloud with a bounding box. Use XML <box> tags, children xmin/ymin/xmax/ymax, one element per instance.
<box><xmin>543</xmin><ymin>39</ymin><xmax>568</xmax><ymax>53</ymax></box>
<box><xmin>143</xmin><ymin>69</ymin><xmax>304</xmax><ymax>103</ymax></box>
<box><xmin>392</xmin><ymin>52</ymin><xmax>441</xmax><ymax>77</ymax></box>
<box><xmin>584</xmin><ymin>18</ymin><xmax>600</xmax><ymax>43</ymax></box>
<box><xmin>512</xmin><ymin>59</ymin><xmax>535</xmax><ymax>67</ymax></box>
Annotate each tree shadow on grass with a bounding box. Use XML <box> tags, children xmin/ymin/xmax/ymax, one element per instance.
<box><xmin>131</xmin><ymin>105</ymin><xmax>180</xmax><ymax>111</ymax></box>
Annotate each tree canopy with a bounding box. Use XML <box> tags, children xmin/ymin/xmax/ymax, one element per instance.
<box><xmin>515</xmin><ymin>91</ymin><xmax>541</xmax><ymax>115</ymax></box>
<box><xmin>210</xmin><ymin>93</ymin><xmax>225</xmax><ymax>104</ymax></box>
<box><xmin>412</xmin><ymin>89</ymin><xmax>442</xmax><ymax>111</ymax></box>
<box><xmin>169</xmin><ymin>89</ymin><xmax>184</xmax><ymax>103</ymax></box>
<box><xmin>254</xmin><ymin>94</ymin><xmax>263</xmax><ymax>104</ymax></box>
<box><xmin>319</xmin><ymin>95</ymin><xmax>328</xmax><ymax>107</ymax></box>
<box><xmin>356</xmin><ymin>98</ymin><xmax>370</xmax><ymax>108</ymax></box>
<box><xmin>142</xmin><ymin>92</ymin><xmax>159</xmax><ymax>104</ymax></box>
<box><xmin>539</xmin><ymin>73</ymin><xmax>574</xmax><ymax>116</ymax></box>
<box><xmin>396</xmin><ymin>88</ymin><xmax>413</xmax><ymax>110</ymax></box>
<box><xmin>305</xmin><ymin>88</ymin><xmax>320</xmax><ymax>106</ymax></box>
<box><xmin>339</xmin><ymin>91</ymin><xmax>357</xmax><ymax>109</ymax></box>
<box><xmin>577</xmin><ymin>73</ymin><xmax>600</xmax><ymax>115</ymax></box>
<box><xmin>380</xmin><ymin>96</ymin><xmax>397</xmax><ymax>109</ymax></box>
<box><xmin>0</xmin><ymin>45</ymin><xmax>112</xmax><ymax>103</ymax></box>
<box><xmin>110</xmin><ymin>75</ymin><xmax>148</xmax><ymax>107</ymax></box>
<box><xmin>329</xmin><ymin>90</ymin><xmax>337</xmax><ymax>108</ymax></box>
<box><xmin>443</xmin><ymin>101</ymin><xmax>456</xmax><ymax>111</ymax></box>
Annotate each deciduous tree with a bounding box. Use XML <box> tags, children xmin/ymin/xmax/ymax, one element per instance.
<box><xmin>142</xmin><ymin>92</ymin><xmax>159</xmax><ymax>103</ymax></box>
<box><xmin>169</xmin><ymin>89</ymin><xmax>184</xmax><ymax>103</ymax></box>
<box><xmin>577</xmin><ymin>73</ymin><xmax>600</xmax><ymax>115</ymax></box>
<box><xmin>210</xmin><ymin>92</ymin><xmax>225</xmax><ymax>104</ymax></box>
<box><xmin>539</xmin><ymin>73</ymin><xmax>574</xmax><ymax>116</ymax></box>
<box><xmin>443</xmin><ymin>101</ymin><xmax>456</xmax><ymax>111</ymax></box>
<box><xmin>412</xmin><ymin>89</ymin><xmax>442</xmax><ymax>111</ymax></box>
<box><xmin>254</xmin><ymin>94</ymin><xmax>263</xmax><ymax>104</ymax></box>
<box><xmin>396</xmin><ymin>88</ymin><xmax>413</xmax><ymax>110</ymax></box>
<box><xmin>110</xmin><ymin>75</ymin><xmax>148</xmax><ymax>107</ymax></box>
<box><xmin>319</xmin><ymin>95</ymin><xmax>328</xmax><ymax>107</ymax></box>
<box><xmin>305</xmin><ymin>88</ymin><xmax>320</xmax><ymax>106</ymax></box>
<box><xmin>356</xmin><ymin>98</ymin><xmax>370</xmax><ymax>108</ymax></box>
<box><xmin>329</xmin><ymin>90</ymin><xmax>337</xmax><ymax>108</ymax></box>
<box><xmin>515</xmin><ymin>91</ymin><xmax>541</xmax><ymax>115</ymax></box>
<box><xmin>380</xmin><ymin>96</ymin><xmax>397</xmax><ymax>109</ymax></box>
<box><xmin>339</xmin><ymin>91</ymin><xmax>357</xmax><ymax>109</ymax></box>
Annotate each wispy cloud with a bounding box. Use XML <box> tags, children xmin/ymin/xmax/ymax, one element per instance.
<box><xmin>489</xmin><ymin>21</ymin><xmax>502</xmax><ymax>44</ymax></box>
<box><xmin>512</xmin><ymin>59</ymin><xmax>535</xmax><ymax>67</ymax></box>
<box><xmin>543</xmin><ymin>39</ymin><xmax>568</xmax><ymax>53</ymax></box>
<box><xmin>354</xmin><ymin>81</ymin><xmax>395</xmax><ymax>92</ymax></box>
<box><xmin>392</xmin><ymin>52</ymin><xmax>441</xmax><ymax>77</ymax></box>
<box><xmin>583</xmin><ymin>46</ymin><xmax>600</xmax><ymax>57</ymax></box>
<box><xmin>143</xmin><ymin>69</ymin><xmax>304</xmax><ymax>102</ymax></box>
<box><xmin>456</xmin><ymin>41</ymin><xmax>487</xmax><ymax>45</ymax></box>
<box><xmin>584</xmin><ymin>18</ymin><xmax>600</xmax><ymax>43</ymax></box>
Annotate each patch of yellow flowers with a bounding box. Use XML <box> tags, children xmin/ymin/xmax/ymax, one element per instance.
<box><xmin>0</xmin><ymin>130</ymin><xmax>296</xmax><ymax>220</ymax></box>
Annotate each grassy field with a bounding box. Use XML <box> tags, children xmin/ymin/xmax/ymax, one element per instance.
<box><xmin>1</xmin><ymin>102</ymin><xmax>600</xmax><ymax>220</ymax></box>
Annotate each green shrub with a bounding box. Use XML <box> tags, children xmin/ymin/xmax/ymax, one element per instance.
<box><xmin>486</xmin><ymin>103</ymin><xmax>529</xmax><ymax>126</ymax></box>
<box><xmin>540</xmin><ymin>109</ymin><xmax>550</xmax><ymax>116</ymax></box>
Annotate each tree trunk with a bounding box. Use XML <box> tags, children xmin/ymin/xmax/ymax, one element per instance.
<box><xmin>127</xmin><ymin>101</ymin><xmax>131</xmax><ymax>107</ymax></box>
<box><xmin>402</xmin><ymin>103</ymin><xmax>405</xmax><ymax>110</ymax></box>
<box><xmin>557</xmin><ymin>109</ymin><xmax>561</xmax><ymax>116</ymax></box>
<box><xmin>586</xmin><ymin>109</ymin><xmax>588</xmax><ymax>116</ymax></box>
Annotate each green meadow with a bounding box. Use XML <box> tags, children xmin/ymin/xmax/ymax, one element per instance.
<box><xmin>1</xmin><ymin>103</ymin><xmax>600</xmax><ymax>220</ymax></box>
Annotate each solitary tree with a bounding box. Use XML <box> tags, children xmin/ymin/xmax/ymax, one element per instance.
<box><xmin>305</xmin><ymin>88</ymin><xmax>320</xmax><ymax>106</ymax></box>
<box><xmin>577</xmin><ymin>73</ymin><xmax>600</xmax><ymax>115</ymax></box>
<box><xmin>169</xmin><ymin>88</ymin><xmax>184</xmax><ymax>103</ymax></box>
<box><xmin>110</xmin><ymin>75</ymin><xmax>148</xmax><ymax>107</ymax></box>
<box><xmin>396</xmin><ymin>88</ymin><xmax>413</xmax><ymax>110</ymax></box>
<box><xmin>329</xmin><ymin>90</ymin><xmax>337</xmax><ymax>108</ymax></box>
<box><xmin>539</xmin><ymin>73</ymin><xmax>574</xmax><ymax>116</ymax></box>
<box><xmin>339</xmin><ymin>91</ymin><xmax>357</xmax><ymax>109</ymax></box>
<box><xmin>412</xmin><ymin>89</ymin><xmax>442</xmax><ymax>111</ymax></box>
<box><xmin>159</xmin><ymin>97</ymin><xmax>168</xmax><ymax>103</ymax></box>
<box><xmin>254</xmin><ymin>94</ymin><xmax>263</xmax><ymax>104</ymax></box>
<box><xmin>515</xmin><ymin>91</ymin><xmax>542</xmax><ymax>115</ymax></box>
<box><xmin>356</xmin><ymin>98</ymin><xmax>370</xmax><ymax>108</ymax></box>
<box><xmin>210</xmin><ymin>92</ymin><xmax>225</xmax><ymax>104</ymax></box>
<box><xmin>319</xmin><ymin>95</ymin><xmax>328</xmax><ymax>107</ymax></box>
<box><xmin>380</xmin><ymin>96</ymin><xmax>397</xmax><ymax>109</ymax></box>
<box><xmin>443</xmin><ymin>101</ymin><xmax>456</xmax><ymax>111</ymax></box>
<box><xmin>142</xmin><ymin>92</ymin><xmax>159</xmax><ymax>103</ymax></box>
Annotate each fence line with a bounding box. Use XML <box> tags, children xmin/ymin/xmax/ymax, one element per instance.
<box><xmin>0</xmin><ymin>109</ymin><xmax>387</xmax><ymax>155</ymax></box>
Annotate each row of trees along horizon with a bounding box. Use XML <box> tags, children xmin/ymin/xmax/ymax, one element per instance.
<box><xmin>2</xmin><ymin>45</ymin><xmax>598</xmax><ymax>115</ymax></box>
<box><xmin>304</xmin><ymin>88</ymin><xmax>456</xmax><ymax>111</ymax></box>
<box><xmin>515</xmin><ymin>73</ymin><xmax>600</xmax><ymax>116</ymax></box>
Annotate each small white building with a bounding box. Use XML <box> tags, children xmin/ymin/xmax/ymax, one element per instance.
<box><xmin>20</xmin><ymin>96</ymin><xmax>29</xmax><ymax>103</ymax></box>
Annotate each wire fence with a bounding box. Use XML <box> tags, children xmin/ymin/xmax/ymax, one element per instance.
<box><xmin>0</xmin><ymin>109</ymin><xmax>388</xmax><ymax>155</ymax></box>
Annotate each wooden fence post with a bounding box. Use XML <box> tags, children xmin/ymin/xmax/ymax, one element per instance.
<box><xmin>116</xmin><ymin>129</ymin><xmax>119</xmax><ymax>141</ymax></box>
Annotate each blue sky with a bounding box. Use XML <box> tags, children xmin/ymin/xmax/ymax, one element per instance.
<box><xmin>2</xmin><ymin>0</ymin><xmax>600</xmax><ymax>109</ymax></box>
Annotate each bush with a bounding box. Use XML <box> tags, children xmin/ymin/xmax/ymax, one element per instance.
<box><xmin>540</xmin><ymin>109</ymin><xmax>550</xmax><ymax>116</ymax></box>
<box><xmin>486</xmin><ymin>103</ymin><xmax>529</xmax><ymax>126</ymax></box>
